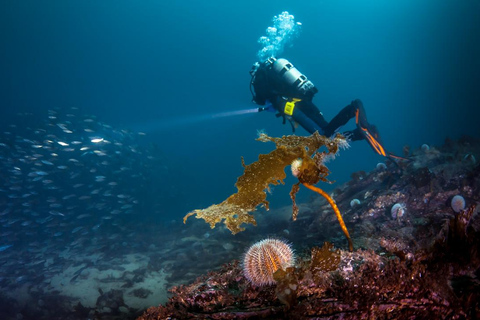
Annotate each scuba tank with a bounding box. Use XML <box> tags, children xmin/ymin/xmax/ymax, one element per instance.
<box><xmin>250</xmin><ymin>57</ymin><xmax>318</xmax><ymax>104</ymax></box>
<box><xmin>271</xmin><ymin>58</ymin><xmax>317</xmax><ymax>97</ymax></box>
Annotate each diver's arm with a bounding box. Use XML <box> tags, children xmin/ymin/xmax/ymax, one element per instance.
<box><xmin>258</xmin><ymin>100</ymin><xmax>275</xmax><ymax>112</ymax></box>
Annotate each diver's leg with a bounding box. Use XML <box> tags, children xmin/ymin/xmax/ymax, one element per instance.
<box><xmin>297</xmin><ymin>100</ymin><xmax>329</xmax><ymax>131</ymax></box>
<box><xmin>322</xmin><ymin>100</ymin><xmax>358</xmax><ymax>136</ymax></box>
<box><xmin>325</xmin><ymin>99</ymin><xmax>387</xmax><ymax>156</ymax></box>
<box><xmin>331</xmin><ymin>100</ymin><xmax>406</xmax><ymax>161</ymax></box>
<box><xmin>291</xmin><ymin>107</ymin><xmax>324</xmax><ymax>134</ymax></box>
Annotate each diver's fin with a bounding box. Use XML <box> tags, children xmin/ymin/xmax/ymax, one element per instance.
<box><xmin>353</xmin><ymin>101</ymin><xmax>410</xmax><ymax>164</ymax></box>
<box><xmin>387</xmin><ymin>152</ymin><xmax>410</xmax><ymax>162</ymax></box>
<box><xmin>386</xmin><ymin>152</ymin><xmax>411</xmax><ymax>171</ymax></box>
<box><xmin>355</xmin><ymin>105</ymin><xmax>387</xmax><ymax>157</ymax></box>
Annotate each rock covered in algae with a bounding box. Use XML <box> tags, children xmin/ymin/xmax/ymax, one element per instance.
<box><xmin>139</xmin><ymin>206</ymin><xmax>480</xmax><ymax>320</ymax></box>
<box><xmin>184</xmin><ymin>132</ymin><xmax>347</xmax><ymax>234</ymax></box>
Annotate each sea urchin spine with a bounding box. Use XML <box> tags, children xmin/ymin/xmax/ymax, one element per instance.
<box><xmin>243</xmin><ymin>238</ymin><xmax>295</xmax><ymax>286</ymax></box>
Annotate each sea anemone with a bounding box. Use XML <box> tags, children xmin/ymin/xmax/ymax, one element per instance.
<box><xmin>376</xmin><ymin>162</ymin><xmax>387</xmax><ymax>171</ymax></box>
<box><xmin>451</xmin><ymin>195</ymin><xmax>466</xmax><ymax>213</ymax></box>
<box><xmin>391</xmin><ymin>203</ymin><xmax>406</xmax><ymax>219</ymax></box>
<box><xmin>291</xmin><ymin>158</ymin><xmax>303</xmax><ymax>178</ymax></box>
<box><xmin>334</xmin><ymin>135</ymin><xmax>351</xmax><ymax>150</ymax></box>
<box><xmin>243</xmin><ymin>238</ymin><xmax>295</xmax><ymax>286</ymax></box>
<box><xmin>350</xmin><ymin>199</ymin><xmax>361</xmax><ymax>208</ymax></box>
<box><xmin>463</xmin><ymin>153</ymin><xmax>476</xmax><ymax>165</ymax></box>
<box><xmin>421</xmin><ymin>144</ymin><xmax>430</xmax><ymax>152</ymax></box>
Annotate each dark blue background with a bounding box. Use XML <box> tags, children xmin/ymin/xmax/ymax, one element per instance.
<box><xmin>1</xmin><ymin>0</ymin><xmax>479</xmax><ymax>220</ymax></box>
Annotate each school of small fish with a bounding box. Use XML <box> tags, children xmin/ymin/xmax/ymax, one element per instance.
<box><xmin>0</xmin><ymin>107</ymin><xmax>164</xmax><ymax>293</ymax></box>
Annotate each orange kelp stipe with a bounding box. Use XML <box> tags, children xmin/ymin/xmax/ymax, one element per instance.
<box><xmin>302</xmin><ymin>183</ymin><xmax>353</xmax><ymax>252</ymax></box>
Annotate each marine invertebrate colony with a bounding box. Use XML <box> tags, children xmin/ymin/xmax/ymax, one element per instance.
<box><xmin>243</xmin><ymin>238</ymin><xmax>294</xmax><ymax>286</ymax></box>
<box><xmin>184</xmin><ymin>132</ymin><xmax>353</xmax><ymax>251</ymax></box>
<box><xmin>391</xmin><ymin>203</ymin><xmax>406</xmax><ymax>219</ymax></box>
<box><xmin>451</xmin><ymin>195</ymin><xmax>466</xmax><ymax>213</ymax></box>
<box><xmin>350</xmin><ymin>198</ymin><xmax>361</xmax><ymax>208</ymax></box>
<box><xmin>376</xmin><ymin>162</ymin><xmax>387</xmax><ymax>170</ymax></box>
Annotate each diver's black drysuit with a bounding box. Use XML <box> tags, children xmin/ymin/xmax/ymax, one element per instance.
<box><xmin>251</xmin><ymin>58</ymin><xmax>385</xmax><ymax>154</ymax></box>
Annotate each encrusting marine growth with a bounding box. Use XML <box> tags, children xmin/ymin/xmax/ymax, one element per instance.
<box><xmin>183</xmin><ymin>132</ymin><xmax>354</xmax><ymax>251</ymax></box>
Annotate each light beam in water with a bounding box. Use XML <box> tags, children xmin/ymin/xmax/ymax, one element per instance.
<box><xmin>136</xmin><ymin>108</ymin><xmax>259</xmax><ymax>133</ymax></box>
<box><xmin>210</xmin><ymin>108</ymin><xmax>259</xmax><ymax>119</ymax></box>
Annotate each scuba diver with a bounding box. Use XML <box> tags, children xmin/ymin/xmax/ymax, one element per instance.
<box><xmin>250</xmin><ymin>57</ymin><xmax>399</xmax><ymax>159</ymax></box>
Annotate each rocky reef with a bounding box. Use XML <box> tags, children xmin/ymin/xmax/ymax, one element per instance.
<box><xmin>138</xmin><ymin>136</ymin><xmax>480</xmax><ymax>319</ymax></box>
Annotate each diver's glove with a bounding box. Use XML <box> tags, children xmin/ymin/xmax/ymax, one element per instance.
<box><xmin>258</xmin><ymin>100</ymin><xmax>275</xmax><ymax>113</ymax></box>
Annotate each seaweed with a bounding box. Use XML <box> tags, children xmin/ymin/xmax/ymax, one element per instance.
<box><xmin>183</xmin><ymin>132</ymin><xmax>352</xmax><ymax>249</ymax></box>
<box><xmin>310</xmin><ymin>242</ymin><xmax>341</xmax><ymax>273</ymax></box>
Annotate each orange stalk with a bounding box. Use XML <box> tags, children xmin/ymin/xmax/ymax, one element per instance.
<box><xmin>302</xmin><ymin>183</ymin><xmax>353</xmax><ymax>252</ymax></box>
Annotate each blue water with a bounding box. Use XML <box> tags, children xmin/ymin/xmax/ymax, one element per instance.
<box><xmin>1</xmin><ymin>0</ymin><xmax>479</xmax><ymax>221</ymax></box>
